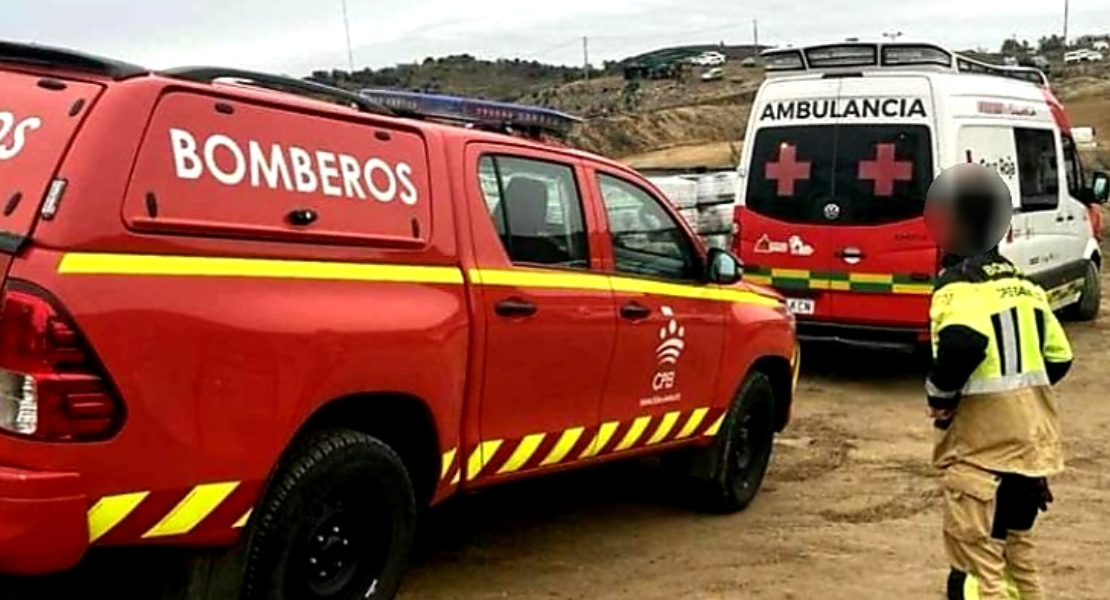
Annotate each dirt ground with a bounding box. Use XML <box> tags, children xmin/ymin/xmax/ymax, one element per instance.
<box><xmin>395</xmin><ymin>274</ymin><xmax>1110</xmax><ymax>600</ymax></box>
<box><xmin>3</xmin><ymin>272</ymin><xmax>1108</xmax><ymax>600</ymax></box>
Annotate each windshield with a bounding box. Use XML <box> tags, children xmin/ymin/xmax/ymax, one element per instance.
<box><xmin>745</xmin><ymin>124</ymin><xmax>934</xmax><ymax>226</ymax></box>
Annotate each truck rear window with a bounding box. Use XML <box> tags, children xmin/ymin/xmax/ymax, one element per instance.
<box><xmin>746</xmin><ymin>125</ymin><xmax>933</xmax><ymax>226</ymax></box>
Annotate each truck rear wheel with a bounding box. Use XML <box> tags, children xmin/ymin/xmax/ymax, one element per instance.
<box><xmin>241</xmin><ymin>429</ymin><xmax>416</xmax><ymax>600</ymax></box>
<box><xmin>1065</xmin><ymin>259</ymin><xmax>1101</xmax><ymax>322</ymax></box>
<box><xmin>700</xmin><ymin>372</ymin><xmax>777</xmax><ymax>513</ymax></box>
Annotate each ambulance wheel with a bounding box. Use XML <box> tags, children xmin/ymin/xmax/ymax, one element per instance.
<box><xmin>1066</xmin><ymin>259</ymin><xmax>1101</xmax><ymax>322</ymax></box>
<box><xmin>240</xmin><ymin>429</ymin><xmax>416</xmax><ymax>600</ymax></box>
<box><xmin>701</xmin><ymin>372</ymin><xmax>776</xmax><ymax>514</ymax></box>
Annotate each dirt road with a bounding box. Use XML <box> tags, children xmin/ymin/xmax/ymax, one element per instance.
<box><xmin>3</xmin><ymin>274</ymin><xmax>1107</xmax><ymax>600</ymax></box>
<box><xmin>397</xmin><ymin>280</ymin><xmax>1110</xmax><ymax>600</ymax></box>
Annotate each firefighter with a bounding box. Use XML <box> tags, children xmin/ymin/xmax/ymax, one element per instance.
<box><xmin>923</xmin><ymin>163</ymin><xmax>1075</xmax><ymax>600</ymax></box>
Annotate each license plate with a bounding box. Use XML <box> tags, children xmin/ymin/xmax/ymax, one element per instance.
<box><xmin>786</xmin><ymin>298</ymin><xmax>815</xmax><ymax>315</ymax></box>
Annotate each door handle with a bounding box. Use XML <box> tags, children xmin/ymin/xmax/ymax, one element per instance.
<box><xmin>494</xmin><ymin>297</ymin><xmax>538</xmax><ymax>318</ymax></box>
<box><xmin>835</xmin><ymin>248</ymin><xmax>864</xmax><ymax>259</ymax></box>
<box><xmin>619</xmin><ymin>302</ymin><xmax>652</xmax><ymax>321</ymax></box>
<box><xmin>1056</xmin><ymin>215</ymin><xmax>1065</xmax><ymax>222</ymax></box>
<box><xmin>1066</xmin><ymin>214</ymin><xmax>1075</xmax><ymax>221</ymax></box>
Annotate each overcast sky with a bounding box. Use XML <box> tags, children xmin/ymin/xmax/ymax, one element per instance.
<box><xmin>3</xmin><ymin>1</ymin><xmax>1108</xmax><ymax>76</ymax></box>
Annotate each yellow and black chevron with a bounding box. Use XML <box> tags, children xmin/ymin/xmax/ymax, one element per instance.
<box><xmin>87</xmin><ymin>408</ymin><xmax>735</xmax><ymax>545</ymax></box>
<box><xmin>744</xmin><ymin>265</ymin><xmax>934</xmax><ymax>295</ymax></box>
<box><xmin>438</xmin><ymin>407</ymin><xmax>728</xmax><ymax>485</ymax></box>
<box><xmin>87</xmin><ymin>480</ymin><xmax>258</xmax><ymax>546</ymax></box>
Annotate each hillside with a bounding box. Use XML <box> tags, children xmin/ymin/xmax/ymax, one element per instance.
<box><xmin>308</xmin><ymin>49</ymin><xmax>1110</xmax><ymax>171</ymax></box>
<box><xmin>309</xmin><ymin>54</ymin><xmax>587</xmax><ymax>102</ymax></box>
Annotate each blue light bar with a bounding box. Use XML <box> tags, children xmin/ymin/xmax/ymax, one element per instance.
<box><xmin>359</xmin><ymin>88</ymin><xmax>583</xmax><ymax>137</ymax></box>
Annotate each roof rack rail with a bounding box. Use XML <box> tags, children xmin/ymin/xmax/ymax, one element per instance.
<box><xmin>761</xmin><ymin>41</ymin><xmax>1050</xmax><ymax>87</ymax></box>
<box><xmin>160</xmin><ymin>67</ymin><xmax>395</xmax><ymax>116</ymax></box>
<box><xmin>358</xmin><ymin>88</ymin><xmax>582</xmax><ymax>139</ymax></box>
<box><xmin>0</xmin><ymin>40</ymin><xmax>148</xmax><ymax>80</ymax></box>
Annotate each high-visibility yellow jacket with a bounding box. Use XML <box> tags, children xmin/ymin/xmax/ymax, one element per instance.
<box><xmin>926</xmin><ymin>251</ymin><xmax>1074</xmax><ymax>477</ymax></box>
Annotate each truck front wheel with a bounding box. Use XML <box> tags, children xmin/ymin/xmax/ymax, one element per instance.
<box><xmin>701</xmin><ymin>372</ymin><xmax>777</xmax><ymax>514</ymax></box>
<box><xmin>241</xmin><ymin>429</ymin><xmax>416</xmax><ymax>600</ymax></box>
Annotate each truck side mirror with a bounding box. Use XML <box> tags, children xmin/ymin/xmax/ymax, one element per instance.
<box><xmin>707</xmin><ymin>247</ymin><xmax>743</xmax><ymax>285</ymax></box>
<box><xmin>1092</xmin><ymin>171</ymin><xmax>1110</xmax><ymax>204</ymax></box>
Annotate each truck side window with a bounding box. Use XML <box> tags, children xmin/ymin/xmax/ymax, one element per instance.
<box><xmin>478</xmin><ymin>155</ymin><xmax>589</xmax><ymax>269</ymax></box>
<box><xmin>597</xmin><ymin>173</ymin><xmax>699</xmax><ymax>282</ymax></box>
<box><xmin>1061</xmin><ymin>134</ymin><xmax>1084</xmax><ymax>198</ymax></box>
<box><xmin>1013</xmin><ymin>128</ymin><xmax>1060</xmax><ymax>211</ymax></box>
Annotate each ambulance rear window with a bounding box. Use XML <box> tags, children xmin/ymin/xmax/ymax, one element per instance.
<box><xmin>746</xmin><ymin>125</ymin><xmax>933</xmax><ymax>226</ymax></box>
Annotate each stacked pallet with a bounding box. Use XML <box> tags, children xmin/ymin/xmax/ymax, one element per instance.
<box><xmin>648</xmin><ymin>171</ymin><xmax>738</xmax><ymax>251</ymax></box>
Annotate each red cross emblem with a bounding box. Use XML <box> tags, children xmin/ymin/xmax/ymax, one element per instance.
<box><xmin>765</xmin><ymin>143</ymin><xmax>811</xmax><ymax>196</ymax></box>
<box><xmin>858</xmin><ymin>143</ymin><xmax>913</xmax><ymax>196</ymax></box>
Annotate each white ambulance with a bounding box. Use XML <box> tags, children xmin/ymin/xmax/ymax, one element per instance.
<box><xmin>734</xmin><ymin>40</ymin><xmax>1108</xmax><ymax>351</ymax></box>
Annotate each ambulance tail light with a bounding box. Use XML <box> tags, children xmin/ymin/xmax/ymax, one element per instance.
<box><xmin>0</xmin><ymin>283</ymin><xmax>123</xmax><ymax>441</ymax></box>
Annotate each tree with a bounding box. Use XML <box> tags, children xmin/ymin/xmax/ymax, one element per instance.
<box><xmin>1038</xmin><ymin>34</ymin><xmax>1066</xmax><ymax>56</ymax></box>
<box><xmin>1000</xmin><ymin>38</ymin><xmax>1032</xmax><ymax>57</ymax></box>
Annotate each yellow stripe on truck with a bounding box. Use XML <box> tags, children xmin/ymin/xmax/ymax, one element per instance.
<box><xmin>87</xmin><ymin>491</ymin><xmax>150</xmax><ymax>543</ymax></box>
<box><xmin>58</xmin><ymin>253</ymin><xmax>465</xmax><ymax>285</ymax></box>
<box><xmin>142</xmin><ymin>481</ymin><xmax>240</xmax><ymax>539</ymax></box>
<box><xmin>57</xmin><ymin>253</ymin><xmax>779</xmax><ymax>308</ymax></box>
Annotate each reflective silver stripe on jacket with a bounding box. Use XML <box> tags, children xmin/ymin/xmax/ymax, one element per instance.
<box><xmin>963</xmin><ymin>371</ymin><xmax>1050</xmax><ymax>395</ymax></box>
<box><xmin>925</xmin><ymin>378</ymin><xmax>959</xmax><ymax>399</ymax></box>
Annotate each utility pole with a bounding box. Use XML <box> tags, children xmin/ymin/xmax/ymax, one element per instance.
<box><xmin>341</xmin><ymin>0</ymin><xmax>355</xmax><ymax>73</ymax></box>
<box><xmin>583</xmin><ymin>36</ymin><xmax>590</xmax><ymax>81</ymax></box>
<box><xmin>1063</xmin><ymin>0</ymin><xmax>1070</xmax><ymax>48</ymax></box>
<box><xmin>753</xmin><ymin>19</ymin><xmax>759</xmax><ymax>49</ymax></box>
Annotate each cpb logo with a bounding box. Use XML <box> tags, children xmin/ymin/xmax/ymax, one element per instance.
<box><xmin>0</xmin><ymin>112</ymin><xmax>43</xmax><ymax>161</ymax></box>
<box><xmin>652</xmin><ymin>306</ymin><xmax>685</xmax><ymax>392</ymax></box>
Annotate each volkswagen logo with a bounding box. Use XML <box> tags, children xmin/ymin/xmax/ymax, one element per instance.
<box><xmin>823</xmin><ymin>202</ymin><xmax>841</xmax><ymax>221</ymax></box>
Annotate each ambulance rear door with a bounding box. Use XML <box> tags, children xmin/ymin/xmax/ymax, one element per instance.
<box><xmin>738</xmin><ymin>77</ymin><xmax>843</xmax><ymax>320</ymax></box>
<box><xmin>822</xmin><ymin>75</ymin><xmax>938</xmax><ymax>329</ymax></box>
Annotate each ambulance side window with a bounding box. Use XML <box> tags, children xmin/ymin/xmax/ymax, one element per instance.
<box><xmin>477</xmin><ymin>155</ymin><xmax>590</xmax><ymax>269</ymax></box>
<box><xmin>1061</xmin><ymin>135</ymin><xmax>1084</xmax><ymax>198</ymax></box>
<box><xmin>1013</xmin><ymin>128</ymin><xmax>1059</xmax><ymax>211</ymax></box>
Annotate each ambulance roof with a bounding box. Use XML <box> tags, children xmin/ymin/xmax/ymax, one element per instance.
<box><xmin>761</xmin><ymin>40</ymin><xmax>1048</xmax><ymax>87</ymax></box>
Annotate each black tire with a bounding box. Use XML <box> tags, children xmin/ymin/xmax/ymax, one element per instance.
<box><xmin>701</xmin><ymin>372</ymin><xmax>777</xmax><ymax>514</ymax></box>
<box><xmin>1065</xmin><ymin>259</ymin><xmax>1101</xmax><ymax>322</ymax></box>
<box><xmin>240</xmin><ymin>429</ymin><xmax>416</xmax><ymax>600</ymax></box>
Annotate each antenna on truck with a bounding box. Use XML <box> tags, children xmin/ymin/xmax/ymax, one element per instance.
<box><xmin>161</xmin><ymin>66</ymin><xmax>396</xmax><ymax>116</ymax></box>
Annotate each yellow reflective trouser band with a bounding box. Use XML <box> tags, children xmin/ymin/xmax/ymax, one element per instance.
<box><xmin>961</xmin><ymin>572</ymin><xmax>1022</xmax><ymax>599</ymax></box>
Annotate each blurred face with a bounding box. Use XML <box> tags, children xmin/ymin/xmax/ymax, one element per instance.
<box><xmin>925</xmin><ymin>163</ymin><xmax>1012</xmax><ymax>257</ymax></box>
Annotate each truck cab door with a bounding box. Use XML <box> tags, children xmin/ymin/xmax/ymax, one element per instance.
<box><xmin>591</xmin><ymin>170</ymin><xmax>727</xmax><ymax>454</ymax></box>
<box><xmin>464</xmin><ymin>148</ymin><xmax>615</xmax><ymax>484</ymax></box>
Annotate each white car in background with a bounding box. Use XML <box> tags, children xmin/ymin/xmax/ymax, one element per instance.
<box><xmin>693</xmin><ymin>51</ymin><xmax>727</xmax><ymax>66</ymax></box>
<box><xmin>1065</xmin><ymin>49</ymin><xmax>1104</xmax><ymax>63</ymax></box>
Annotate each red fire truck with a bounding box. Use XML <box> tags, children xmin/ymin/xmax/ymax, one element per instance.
<box><xmin>0</xmin><ymin>41</ymin><xmax>798</xmax><ymax>599</ymax></box>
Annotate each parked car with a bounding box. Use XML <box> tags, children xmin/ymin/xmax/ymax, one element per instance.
<box><xmin>701</xmin><ymin>67</ymin><xmax>725</xmax><ymax>81</ymax></box>
<box><xmin>693</xmin><ymin>51</ymin><xmax>727</xmax><ymax>66</ymax></box>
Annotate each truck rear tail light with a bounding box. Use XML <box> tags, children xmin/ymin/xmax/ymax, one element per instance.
<box><xmin>0</xmin><ymin>284</ymin><xmax>123</xmax><ymax>441</ymax></box>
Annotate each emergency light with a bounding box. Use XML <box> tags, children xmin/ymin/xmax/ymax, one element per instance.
<box><xmin>762</xmin><ymin>41</ymin><xmax>1049</xmax><ymax>88</ymax></box>
<box><xmin>358</xmin><ymin>88</ymin><xmax>583</xmax><ymax>139</ymax></box>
